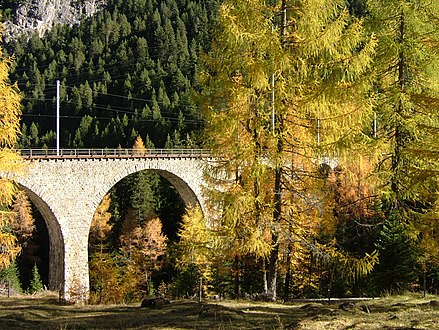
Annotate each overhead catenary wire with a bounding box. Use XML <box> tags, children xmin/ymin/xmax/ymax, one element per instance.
<box><xmin>21</xmin><ymin>91</ymin><xmax>201</xmax><ymax>119</ymax></box>
<box><xmin>16</xmin><ymin>74</ymin><xmax>197</xmax><ymax>112</ymax></box>
<box><xmin>20</xmin><ymin>113</ymin><xmax>203</xmax><ymax>125</ymax></box>
<box><xmin>20</xmin><ymin>99</ymin><xmax>204</xmax><ymax>125</ymax></box>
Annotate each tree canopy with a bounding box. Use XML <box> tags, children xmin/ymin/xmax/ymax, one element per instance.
<box><xmin>0</xmin><ymin>22</ymin><xmax>23</xmax><ymax>269</ymax></box>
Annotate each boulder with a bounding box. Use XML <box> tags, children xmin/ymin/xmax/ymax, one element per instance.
<box><xmin>140</xmin><ymin>297</ymin><xmax>170</xmax><ymax>309</ymax></box>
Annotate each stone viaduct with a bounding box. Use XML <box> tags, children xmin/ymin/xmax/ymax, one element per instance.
<box><xmin>3</xmin><ymin>148</ymin><xmax>211</xmax><ymax>301</ymax></box>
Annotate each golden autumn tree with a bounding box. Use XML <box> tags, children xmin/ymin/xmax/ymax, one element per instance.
<box><xmin>119</xmin><ymin>209</ymin><xmax>167</xmax><ymax>298</ymax></box>
<box><xmin>11</xmin><ymin>190</ymin><xmax>35</xmax><ymax>246</ymax></box>
<box><xmin>88</xmin><ymin>193</ymin><xmax>119</xmax><ymax>304</ymax></box>
<box><xmin>132</xmin><ymin>135</ymin><xmax>146</xmax><ymax>156</ymax></box>
<box><xmin>176</xmin><ymin>207</ymin><xmax>215</xmax><ymax>301</ymax></box>
<box><xmin>129</xmin><ymin>217</ymin><xmax>167</xmax><ymax>296</ymax></box>
<box><xmin>89</xmin><ymin>193</ymin><xmax>112</xmax><ymax>251</ymax></box>
<box><xmin>198</xmin><ymin>0</ymin><xmax>378</xmax><ymax>299</ymax></box>
<box><xmin>0</xmin><ymin>23</ymin><xmax>23</xmax><ymax>269</ymax></box>
<box><xmin>363</xmin><ymin>0</ymin><xmax>439</xmax><ymax>293</ymax></box>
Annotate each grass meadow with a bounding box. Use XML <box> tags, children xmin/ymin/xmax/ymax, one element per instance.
<box><xmin>0</xmin><ymin>292</ymin><xmax>438</xmax><ymax>329</ymax></box>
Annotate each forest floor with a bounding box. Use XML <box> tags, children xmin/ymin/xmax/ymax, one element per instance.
<box><xmin>0</xmin><ymin>292</ymin><xmax>438</xmax><ymax>329</ymax></box>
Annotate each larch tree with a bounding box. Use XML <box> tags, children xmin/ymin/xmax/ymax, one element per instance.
<box><xmin>88</xmin><ymin>193</ymin><xmax>117</xmax><ymax>304</ymax></box>
<box><xmin>120</xmin><ymin>208</ymin><xmax>139</xmax><ymax>260</ymax></box>
<box><xmin>132</xmin><ymin>135</ymin><xmax>146</xmax><ymax>155</ymax></box>
<box><xmin>0</xmin><ymin>23</ymin><xmax>23</xmax><ymax>269</ymax></box>
<box><xmin>129</xmin><ymin>217</ymin><xmax>167</xmax><ymax>296</ymax></box>
<box><xmin>11</xmin><ymin>190</ymin><xmax>35</xmax><ymax>246</ymax></box>
<box><xmin>120</xmin><ymin>207</ymin><xmax>167</xmax><ymax>297</ymax></box>
<box><xmin>365</xmin><ymin>0</ymin><xmax>439</xmax><ymax>216</ymax></box>
<box><xmin>199</xmin><ymin>0</ymin><xmax>281</xmax><ymax>298</ymax></box>
<box><xmin>89</xmin><ymin>193</ymin><xmax>112</xmax><ymax>252</ymax></box>
<box><xmin>176</xmin><ymin>206</ymin><xmax>215</xmax><ymax>301</ymax></box>
<box><xmin>199</xmin><ymin>0</ymin><xmax>378</xmax><ymax>299</ymax></box>
<box><xmin>364</xmin><ymin>1</ymin><xmax>439</xmax><ymax>291</ymax></box>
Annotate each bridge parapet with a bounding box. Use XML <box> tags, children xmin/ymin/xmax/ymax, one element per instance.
<box><xmin>18</xmin><ymin>148</ymin><xmax>211</xmax><ymax>159</ymax></box>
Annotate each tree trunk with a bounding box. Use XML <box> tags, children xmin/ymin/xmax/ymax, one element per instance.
<box><xmin>198</xmin><ymin>276</ymin><xmax>203</xmax><ymax>303</ymax></box>
<box><xmin>233</xmin><ymin>254</ymin><xmax>240</xmax><ymax>299</ymax></box>
<box><xmin>284</xmin><ymin>250</ymin><xmax>292</xmax><ymax>302</ymax></box>
<box><xmin>267</xmin><ymin>0</ymin><xmax>288</xmax><ymax>302</ymax></box>
<box><xmin>263</xmin><ymin>259</ymin><xmax>268</xmax><ymax>293</ymax></box>
<box><xmin>267</xmin><ymin>242</ymin><xmax>279</xmax><ymax>300</ymax></box>
<box><xmin>423</xmin><ymin>269</ymin><xmax>427</xmax><ymax>298</ymax></box>
<box><xmin>145</xmin><ymin>271</ymin><xmax>149</xmax><ymax>296</ymax></box>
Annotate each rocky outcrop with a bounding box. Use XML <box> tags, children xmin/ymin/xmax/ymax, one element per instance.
<box><xmin>3</xmin><ymin>0</ymin><xmax>106</xmax><ymax>41</ymax></box>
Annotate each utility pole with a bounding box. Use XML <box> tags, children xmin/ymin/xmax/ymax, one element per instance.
<box><xmin>56</xmin><ymin>79</ymin><xmax>60</xmax><ymax>156</ymax></box>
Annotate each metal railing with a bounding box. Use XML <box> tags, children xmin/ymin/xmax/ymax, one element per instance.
<box><xmin>18</xmin><ymin>148</ymin><xmax>211</xmax><ymax>159</ymax></box>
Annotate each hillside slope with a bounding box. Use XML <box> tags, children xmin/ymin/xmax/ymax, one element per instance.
<box><xmin>3</xmin><ymin>0</ymin><xmax>106</xmax><ymax>41</ymax></box>
<box><xmin>6</xmin><ymin>0</ymin><xmax>220</xmax><ymax>149</ymax></box>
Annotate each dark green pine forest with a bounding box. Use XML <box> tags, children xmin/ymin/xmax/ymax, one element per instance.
<box><xmin>6</xmin><ymin>0</ymin><xmax>219</xmax><ymax>150</ymax></box>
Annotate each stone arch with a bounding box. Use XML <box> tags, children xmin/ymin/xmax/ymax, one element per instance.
<box><xmin>14</xmin><ymin>184</ymin><xmax>65</xmax><ymax>292</ymax></box>
<box><xmin>88</xmin><ymin>158</ymin><xmax>207</xmax><ymax>221</ymax></box>
<box><xmin>154</xmin><ymin>169</ymin><xmax>200</xmax><ymax>208</ymax></box>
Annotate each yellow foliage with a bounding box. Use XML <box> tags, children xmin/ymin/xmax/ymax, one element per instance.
<box><xmin>0</xmin><ymin>23</ymin><xmax>23</xmax><ymax>269</ymax></box>
<box><xmin>130</xmin><ymin>217</ymin><xmax>167</xmax><ymax>270</ymax></box>
<box><xmin>89</xmin><ymin>252</ymin><xmax>125</xmax><ymax>304</ymax></box>
<box><xmin>198</xmin><ymin>0</ymin><xmax>378</xmax><ymax>297</ymax></box>
<box><xmin>0</xmin><ymin>62</ymin><xmax>21</xmax><ymax>147</ymax></box>
<box><xmin>119</xmin><ymin>212</ymin><xmax>167</xmax><ymax>296</ymax></box>
<box><xmin>132</xmin><ymin>135</ymin><xmax>146</xmax><ymax>155</ymax></box>
<box><xmin>0</xmin><ymin>230</ymin><xmax>20</xmax><ymax>269</ymax></box>
<box><xmin>90</xmin><ymin>193</ymin><xmax>112</xmax><ymax>244</ymax></box>
<box><xmin>11</xmin><ymin>190</ymin><xmax>35</xmax><ymax>244</ymax></box>
<box><xmin>177</xmin><ymin>207</ymin><xmax>212</xmax><ymax>267</ymax></box>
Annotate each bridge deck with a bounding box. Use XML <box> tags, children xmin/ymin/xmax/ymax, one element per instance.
<box><xmin>18</xmin><ymin>148</ymin><xmax>211</xmax><ymax>159</ymax></box>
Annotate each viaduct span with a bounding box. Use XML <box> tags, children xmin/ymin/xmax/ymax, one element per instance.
<box><xmin>5</xmin><ymin>148</ymin><xmax>211</xmax><ymax>301</ymax></box>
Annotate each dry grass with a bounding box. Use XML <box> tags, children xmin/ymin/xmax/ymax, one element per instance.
<box><xmin>0</xmin><ymin>292</ymin><xmax>438</xmax><ymax>329</ymax></box>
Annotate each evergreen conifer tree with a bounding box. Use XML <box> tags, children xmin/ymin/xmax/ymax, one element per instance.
<box><xmin>373</xmin><ymin>219</ymin><xmax>418</xmax><ymax>293</ymax></box>
<box><xmin>29</xmin><ymin>263</ymin><xmax>43</xmax><ymax>293</ymax></box>
<box><xmin>0</xmin><ymin>261</ymin><xmax>22</xmax><ymax>294</ymax></box>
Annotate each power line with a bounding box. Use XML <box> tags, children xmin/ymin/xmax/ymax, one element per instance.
<box><xmin>20</xmin><ymin>98</ymin><xmax>203</xmax><ymax>124</ymax></box>
<box><xmin>20</xmin><ymin>112</ymin><xmax>204</xmax><ymax>125</ymax></box>
<box><xmin>22</xmin><ymin>92</ymin><xmax>200</xmax><ymax>118</ymax></box>
<box><xmin>21</xmin><ymin>82</ymin><xmax>199</xmax><ymax>115</ymax></box>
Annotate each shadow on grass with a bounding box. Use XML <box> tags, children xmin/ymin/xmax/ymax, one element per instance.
<box><xmin>0</xmin><ymin>297</ymin><xmax>300</xmax><ymax>329</ymax></box>
<box><xmin>1</xmin><ymin>293</ymin><xmax>438</xmax><ymax>329</ymax></box>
